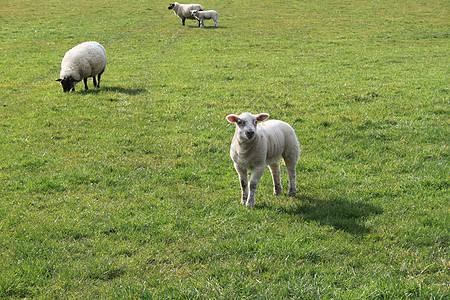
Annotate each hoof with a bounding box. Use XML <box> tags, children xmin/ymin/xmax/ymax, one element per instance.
<box><xmin>246</xmin><ymin>201</ymin><xmax>255</xmax><ymax>208</ymax></box>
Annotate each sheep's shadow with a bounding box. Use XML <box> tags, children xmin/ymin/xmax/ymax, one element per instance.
<box><xmin>79</xmin><ymin>86</ymin><xmax>147</xmax><ymax>95</ymax></box>
<box><xmin>257</xmin><ymin>194</ymin><xmax>382</xmax><ymax>235</ymax></box>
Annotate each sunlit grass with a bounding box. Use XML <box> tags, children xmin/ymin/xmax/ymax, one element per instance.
<box><xmin>0</xmin><ymin>0</ymin><xmax>448</xmax><ymax>298</ymax></box>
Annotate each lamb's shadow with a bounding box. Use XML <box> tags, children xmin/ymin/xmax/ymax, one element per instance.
<box><xmin>258</xmin><ymin>194</ymin><xmax>382</xmax><ymax>235</ymax></box>
<box><xmin>79</xmin><ymin>86</ymin><xmax>147</xmax><ymax>96</ymax></box>
<box><xmin>187</xmin><ymin>25</ymin><xmax>226</xmax><ymax>29</ymax></box>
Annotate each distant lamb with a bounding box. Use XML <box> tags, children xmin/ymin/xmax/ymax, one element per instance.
<box><xmin>191</xmin><ymin>10</ymin><xmax>219</xmax><ymax>28</ymax></box>
<box><xmin>56</xmin><ymin>41</ymin><xmax>107</xmax><ymax>92</ymax></box>
<box><xmin>168</xmin><ymin>2</ymin><xmax>204</xmax><ymax>26</ymax></box>
<box><xmin>226</xmin><ymin>112</ymin><xmax>300</xmax><ymax>207</ymax></box>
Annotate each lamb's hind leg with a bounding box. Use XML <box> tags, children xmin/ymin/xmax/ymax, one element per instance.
<box><xmin>285</xmin><ymin>161</ymin><xmax>297</xmax><ymax>197</ymax></box>
<box><xmin>269</xmin><ymin>163</ymin><xmax>282</xmax><ymax>196</ymax></box>
<box><xmin>92</xmin><ymin>76</ymin><xmax>97</xmax><ymax>88</ymax></box>
<box><xmin>83</xmin><ymin>78</ymin><xmax>88</xmax><ymax>90</ymax></box>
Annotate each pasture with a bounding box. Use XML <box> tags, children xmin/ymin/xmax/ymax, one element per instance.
<box><xmin>0</xmin><ymin>0</ymin><xmax>448</xmax><ymax>298</ymax></box>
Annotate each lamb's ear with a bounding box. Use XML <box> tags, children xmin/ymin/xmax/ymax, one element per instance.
<box><xmin>55</xmin><ymin>79</ymin><xmax>62</xmax><ymax>82</ymax></box>
<box><xmin>255</xmin><ymin>113</ymin><xmax>270</xmax><ymax>122</ymax></box>
<box><xmin>226</xmin><ymin>114</ymin><xmax>239</xmax><ymax>123</ymax></box>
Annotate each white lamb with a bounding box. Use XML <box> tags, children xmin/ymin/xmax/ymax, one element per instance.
<box><xmin>168</xmin><ymin>2</ymin><xmax>204</xmax><ymax>26</ymax></box>
<box><xmin>226</xmin><ymin>112</ymin><xmax>300</xmax><ymax>207</ymax></box>
<box><xmin>56</xmin><ymin>41</ymin><xmax>107</xmax><ymax>92</ymax></box>
<box><xmin>190</xmin><ymin>10</ymin><xmax>219</xmax><ymax>28</ymax></box>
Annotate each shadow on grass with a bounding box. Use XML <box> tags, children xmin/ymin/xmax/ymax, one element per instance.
<box><xmin>259</xmin><ymin>194</ymin><xmax>382</xmax><ymax>235</ymax></box>
<box><xmin>186</xmin><ymin>25</ymin><xmax>226</xmax><ymax>29</ymax></box>
<box><xmin>79</xmin><ymin>86</ymin><xmax>147</xmax><ymax>95</ymax></box>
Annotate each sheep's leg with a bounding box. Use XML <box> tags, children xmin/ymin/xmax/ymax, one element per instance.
<box><xmin>286</xmin><ymin>162</ymin><xmax>297</xmax><ymax>197</ymax></box>
<box><xmin>182</xmin><ymin>17</ymin><xmax>186</xmax><ymax>26</ymax></box>
<box><xmin>199</xmin><ymin>20</ymin><xmax>203</xmax><ymax>28</ymax></box>
<box><xmin>83</xmin><ymin>78</ymin><xmax>88</xmax><ymax>90</ymax></box>
<box><xmin>97</xmin><ymin>69</ymin><xmax>104</xmax><ymax>88</ymax></box>
<box><xmin>269</xmin><ymin>163</ymin><xmax>282</xmax><ymax>196</ymax></box>
<box><xmin>235</xmin><ymin>164</ymin><xmax>248</xmax><ymax>205</ymax></box>
<box><xmin>247</xmin><ymin>166</ymin><xmax>265</xmax><ymax>207</ymax></box>
<box><xmin>93</xmin><ymin>76</ymin><xmax>97</xmax><ymax>88</ymax></box>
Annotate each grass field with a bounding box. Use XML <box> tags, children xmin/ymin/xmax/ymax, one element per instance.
<box><xmin>0</xmin><ymin>0</ymin><xmax>448</xmax><ymax>298</ymax></box>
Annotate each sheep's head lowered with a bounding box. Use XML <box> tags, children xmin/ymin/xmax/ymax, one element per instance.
<box><xmin>226</xmin><ymin>112</ymin><xmax>270</xmax><ymax>141</ymax></box>
<box><xmin>55</xmin><ymin>76</ymin><xmax>80</xmax><ymax>93</ymax></box>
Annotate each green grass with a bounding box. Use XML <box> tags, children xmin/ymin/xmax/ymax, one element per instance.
<box><xmin>0</xmin><ymin>0</ymin><xmax>448</xmax><ymax>298</ymax></box>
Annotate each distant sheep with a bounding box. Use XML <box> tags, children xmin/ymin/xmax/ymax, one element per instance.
<box><xmin>191</xmin><ymin>10</ymin><xmax>218</xmax><ymax>28</ymax></box>
<box><xmin>56</xmin><ymin>41</ymin><xmax>107</xmax><ymax>92</ymax></box>
<box><xmin>168</xmin><ymin>2</ymin><xmax>204</xmax><ymax>26</ymax></box>
<box><xmin>226</xmin><ymin>112</ymin><xmax>300</xmax><ymax>207</ymax></box>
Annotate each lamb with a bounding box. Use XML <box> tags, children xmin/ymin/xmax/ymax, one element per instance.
<box><xmin>226</xmin><ymin>112</ymin><xmax>300</xmax><ymax>207</ymax></box>
<box><xmin>55</xmin><ymin>41</ymin><xmax>107</xmax><ymax>93</ymax></box>
<box><xmin>190</xmin><ymin>10</ymin><xmax>219</xmax><ymax>28</ymax></box>
<box><xmin>168</xmin><ymin>2</ymin><xmax>204</xmax><ymax>26</ymax></box>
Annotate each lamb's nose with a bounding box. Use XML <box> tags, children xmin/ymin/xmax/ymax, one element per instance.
<box><xmin>246</xmin><ymin>131</ymin><xmax>254</xmax><ymax>139</ymax></box>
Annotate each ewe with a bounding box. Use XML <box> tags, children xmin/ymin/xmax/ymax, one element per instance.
<box><xmin>56</xmin><ymin>41</ymin><xmax>107</xmax><ymax>92</ymax></box>
<box><xmin>226</xmin><ymin>113</ymin><xmax>300</xmax><ymax>207</ymax></box>
<box><xmin>168</xmin><ymin>2</ymin><xmax>204</xmax><ymax>26</ymax></box>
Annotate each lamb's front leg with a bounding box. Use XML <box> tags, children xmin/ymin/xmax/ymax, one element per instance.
<box><xmin>247</xmin><ymin>166</ymin><xmax>265</xmax><ymax>207</ymax></box>
<box><xmin>235</xmin><ymin>164</ymin><xmax>248</xmax><ymax>205</ymax></box>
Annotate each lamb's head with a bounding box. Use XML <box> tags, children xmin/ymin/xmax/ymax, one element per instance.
<box><xmin>226</xmin><ymin>112</ymin><xmax>270</xmax><ymax>141</ymax></box>
<box><xmin>168</xmin><ymin>3</ymin><xmax>176</xmax><ymax>10</ymax></box>
<box><xmin>55</xmin><ymin>76</ymin><xmax>80</xmax><ymax>92</ymax></box>
<box><xmin>190</xmin><ymin>10</ymin><xmax>199</xmax><ymax>18</ymax></box>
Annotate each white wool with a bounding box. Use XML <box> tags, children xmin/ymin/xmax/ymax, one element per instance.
<box><xmin>227</xmin><ymin>112</ymin><xmax>300</xmax><ymax>207</ymax></box>
<box><xmin>60</xmin><ymin>42</ymin><xmax>106</xmax><ymax>81</ymax></box>
<box><xmin>57</xmin><ymin>41</ymin><xmax>107</xmax><ymax>92</ymax></box>
<box><xmin>191</xmin><ymin>10</ymin><xmax>218</xmax><ymax>28</ymax></box>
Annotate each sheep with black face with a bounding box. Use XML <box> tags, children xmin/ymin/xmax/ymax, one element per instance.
<box><xmin>56</xmin><ymin>41</ymin><xmax>107</xmax><ymax>93</ymax></box>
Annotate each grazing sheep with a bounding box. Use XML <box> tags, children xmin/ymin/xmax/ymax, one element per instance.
<box><xmin>56</xmin><ymin>41</ymin><xmax>107</xmax><ymax>92</ymax></box>
<box><xmin>191</xmin><ymin>10</ymin><xmax>219</xmax><ymax>28</ymax></box>
<box><xmin>226</xmin><ymin>112</ymin><xmax>300</xmax><ymax>207</ymax></box>
<box><xmin>168</xmin><ymin>2</ymin><xmax>204</xmax><ymax>26</ymax></box>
